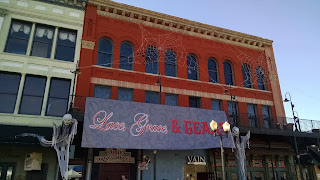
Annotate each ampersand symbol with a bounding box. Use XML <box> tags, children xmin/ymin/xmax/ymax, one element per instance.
<box><xmin>171</xmin><ymin>119</ymin><xmax>181</xmax><ymax>134</ymax></box>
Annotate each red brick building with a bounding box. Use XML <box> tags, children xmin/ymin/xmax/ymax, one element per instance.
<box><xmin>74</xmin><ymin>1</ymin><xmax>319</xmax><ymax>180</ymax></box>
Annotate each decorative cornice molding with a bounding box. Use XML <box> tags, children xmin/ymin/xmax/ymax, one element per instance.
<box><xmin>89</xmin><ymin>0</ymin><xmax>273</xmax><ymax>51</ymax></box>
<box><xmin>91</xmin><ymin>77</ymin><xmax>274</xmax><ymax>106</ymax></box>
<box><xmin>82</xmin><ymin>40</ymin><xmax>95</xmax><ymax>50</ymax></box>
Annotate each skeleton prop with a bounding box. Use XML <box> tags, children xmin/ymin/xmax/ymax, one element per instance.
<box><xmin>20</xmin><ymin>114</ymin><xmax>78</xmax><ymax>180</ymax></box>
<box><xmin>138</xmin><ymin>155</ymin><xmax>151</xmax><ymax>170</ymax></box>
<box><xmin>232</xmin><ymin>127</ymin><xmax>250</xmax><ymax>180</ymax></box>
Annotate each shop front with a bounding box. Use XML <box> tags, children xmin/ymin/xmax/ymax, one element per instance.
<box><xmin>81</xmin><ymin>98</ymin><xmax>234</xmax><ymax>180</ymax></box>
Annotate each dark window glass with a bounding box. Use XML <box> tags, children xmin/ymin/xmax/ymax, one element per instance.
<box><xmin>247</xmin><ymin>104</ymin><xmax>257</xmax><ymax>127</ymax></box>
<box><xmin>94</xmin><ymin>85</ymin><xmax>111</xmax><ymax>99</ymax></box>
<box><xmin>242</xmin><ymin>64</ymin><xmax>252</xmax><ymax>88</ymax></box>
<box><xmin>187</xmin><ymin>55</ymin><xmax>198</xmax><ymax>80</ymax></box>
<box><xmin>31</xmin><ymin>24</ymin><xmax>55</xmax><ymax>58</ymax></box>
<box><xmin>97</xmin><ymin>38</ymin><xmax>113</xmax><ymax>67</ymax></box>
<box><xmin>46</xmin><ymin>78</ymin><xmax>70</xmax><ymax>117</ymax></box>
<box><xmin>208</xmin><ymin>58</ymin><xmax>218</xmax><ymax>83</ymax></box>
<box><xmin>224</xmin><ymin>61</ymin><xmax>234</xmax><ymax>85</ymax></box>
<box><xmin>55</xmin><ymin>28</ymin><xmax>77</xmax><ymax>62</ymax></box>
<box><xmin>119</xmin><ymin>42</ymin><xmax>134</xmax><ymax>70</ymax></box>
<box><xmin>262</xmin><ymin>106</ymin><xmax>271</xmax><ymax>128</ymax></box>
<box><xmin>145</xmin><ymin>46</ymin><xmax>158</xmax><ymax>74</ymax></box>
<box><xmin>256</xmin><ymin>66</ymin><xmax>267</xmax><ymax>90</ymax></box>
<box><xmin>19</xmin><ymin>75</ymin><xmax>46</xmax><ymax>115</ymax></box>
<box><xmin>0</xmin><ymin>72</ymin><xmax>21</xmax><ymax>113</ymax></box>
<box><xmin>118</xmin><ymin>88</ymin><xmax>133</xmax><ymax>101</ymax></box>
<box><xmin>211</xmin><ymin>99</ymin><xmax>221</xmax><ymax>111</ymax></box>
<box><xmin>5</xmin><ymin>20</ymin><xmax>32</xmax><ymax>55</ymax></box>
<box><xmin>165</xmin><ymin>50</ymin><xmax>176</xmax><ymax>77</ymax></box>
<box><xmin>165</xmin><ymin>94</ymin><xmax>178</xmax><ymax>106</ymax></box>
<box><xmin>145</xmin><ymin>91</ymin><xmax>159</xmax><ymax>104</ymax></box>
<box><xmin>228</xmin><ymin>101</ymin><xmax>238</xmax><ymax>126</ymax></box>
<box><xmin>189</xmin><ymin>97</ymin><xmax>201</xmax><ymax>108</ymax></box>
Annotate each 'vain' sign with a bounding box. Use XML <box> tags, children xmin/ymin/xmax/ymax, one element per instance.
<box><xmin>187</xmin><ymin>156</ymin><xmax>206</xmax><ymax>165</ymax></box>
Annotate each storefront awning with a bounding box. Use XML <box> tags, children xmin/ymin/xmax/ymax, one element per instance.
<box><xmin>0</xmin><ymin>125</ymin><xmax>52</xmax><ymax>145</ymax></box>
<box><xmin>82</xmin><ymin>98</ymin><xmax>234</xmax><ymax>150</ymax></box>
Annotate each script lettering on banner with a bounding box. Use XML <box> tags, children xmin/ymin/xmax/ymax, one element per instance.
<box><xmin>82</xmin><ymin>98</ymin><xmax>234</xmax><ymax>150</ymax></box>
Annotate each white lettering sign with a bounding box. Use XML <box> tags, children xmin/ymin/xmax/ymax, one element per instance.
<box><xmin>187</xmin><ymin>156</ymin><xmax>206</xmax><ymax>165</ymax></box>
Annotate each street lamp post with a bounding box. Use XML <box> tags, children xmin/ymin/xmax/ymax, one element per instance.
<box><xmin>284</xmin><ymin>92</ymin><xmax>304</xmax><ymax>180</ymax></box>
<box><xmin>225</xmin><ymin>85</ymin><xmax>236</xmax><ymax>126</ymax></box>
<box><xmin>69</xmin><ymin>66</ymin><xmax>81</xmax><ymax>113</ymax></box>
<box><xmin>284</xmin><ymin>92</ymin><xmax>301</xmax><ymax>132</ymax></box>
<box><xmin>210</xmin><ymin>120</ymin><xmax>231</xmax><ymax>180</ymax></box>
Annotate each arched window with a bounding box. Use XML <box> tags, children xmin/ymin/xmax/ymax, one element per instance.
<box><xmin>256</xmin><ymin>66</ymin><xmax>266</xmax><ymax>90</ymax></box>
<box><xmin>223</xmin><ymin>61</ymin><xmax>234</xmax><ymax>85</ymax></box>
<box><xmin>165</xmin><ymin>49</ymin><xmax>176</xmax><ymax>77</ymax></box>
<box><xmin>242</xmin><ymin>63</ymin><xmax>252</xmax><ymax>88</ymax></box>
<box><xmin>187</xmin><ymin>54</ymin><xmax>198</xmax><ymax>80</ymax></box>
<box><xmin>97</xmin><ymin>38</ymin><xmax>113</xmax><ymax>67</ymax></box>
<box><xmin>119</xmin><ymin>41</ymin><xmax>134</xmax><ymax>70</ymax></box>
<box><xmin>145</xmin><ymin>46</ymin><xmax>158</xmax><ymax>74</ymax></box>
<box><xmin>208</xmin><ymin>58</ymin><xmax>218</xmax><ymax>83</ymax></box>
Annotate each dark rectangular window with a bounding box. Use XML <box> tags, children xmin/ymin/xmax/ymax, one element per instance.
<box><xmin>19</xmin><ymin>75</ymin><xmax>46</xmax><ymax>115</ymax></box>
<box><xmin>145</xmin><ymin>91</ymin><xmax>159</xmax><ymax>104</ymax></box>
<box><xmin>189</xmin><ymin>96</ymin><xmax>201</xmax><ymax>108</ymax></box>
<box><xmin>46</xmin><ymin>78</ymin><xmax>70</xmax><ymax>117</ymax></box>
<box><xmin>211</xmin><ymin>99</ymin><xmax>221</xmax><ymax>111</ymax></box>
<box><xmin>0</xmin><ymin>72</ymin><xmax>21</xmax><ymax>113</ymax></box>
<box><xmin>247</xmin><ymin>104</ymin><xmax>257</xmax><ymax>127</ymax></box>
<box><xmin>31</xmin><ymin>24</ymin><xmax>55</xmax><ymax>58</ymax></box>
<box><xmin>5</xmin><ymin>19</ymin><xmax>32</xmax><ymax>55</ymax></box>
<box><xmin>262</xmin><ymin>106</ymin><xmax>271</xmax><ymax>128</ymax></box>
<box><xmin>55</xmin><ymin>28</ymin><xmax>77</xmax><ymax>62</ymax></box>
<box><xmin>94</xmin><ymin>85</ymin><xmax>111</xmax><ymax>99</ymax></box>
<box><xmin>118</xmin><ymin>88</ymin><xmax>133</xmax><ymax>101</ymax></box>
<box><xmin>228</xmin><ymin>101</ymin><xmax>238</xmax><ymax>126</ymax></box>
<box><xmin>165</xmin><ymin>94</ymin><xmax>178</xmax><ymax>106</ymax></box>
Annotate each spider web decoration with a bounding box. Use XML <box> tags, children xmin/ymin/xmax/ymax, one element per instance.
<box><xmin>226</xmin><ymin>43</ymin><xmax>270</xmax><ymax>88</ymax></box>
<box><xmin>135</xmin><ymin>25</ymin><xmax>189</xmax><ymax>68</ymax></box>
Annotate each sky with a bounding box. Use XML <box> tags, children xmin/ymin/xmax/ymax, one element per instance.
<box><xmin>112</xmin><ymin>0</ymin><xmax>320</xmax><ymax>121</ymax></box>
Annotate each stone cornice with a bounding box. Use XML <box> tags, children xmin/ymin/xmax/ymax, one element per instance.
<box><xmin>89</xmin><ymin>0</ymin><xmax>273</xmax><ymax>50</ymax></box>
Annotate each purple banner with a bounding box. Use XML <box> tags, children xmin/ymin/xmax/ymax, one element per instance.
<box><xmin>81</xmin><ymin>98</ymin><xmax>234</xmax><ymax>150</ymax></box>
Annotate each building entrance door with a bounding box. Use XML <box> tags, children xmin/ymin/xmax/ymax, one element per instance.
<box><xmin>99</xmin><ymin>164</ymin><xmax>130</xmax><ymax>180</ymax></box>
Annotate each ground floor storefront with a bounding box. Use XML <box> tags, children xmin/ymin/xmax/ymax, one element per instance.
<box><xmin>0</xmin><ymin>146</ymin><xmax>58</xmax><ymax>180</ymax></box>
<box><xmin>85</xmin><ymin>148</ymin><xmax>301</xmax><ymax>180</ymax></box>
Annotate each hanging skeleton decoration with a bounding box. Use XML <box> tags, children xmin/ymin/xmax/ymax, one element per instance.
<box><xmin>232</xmin><ymin>127</ymin><xmax>250</xmax><ymax>180</ymax></box>
<box><xmin>21</xmin><ymin>114</ymin><xmax>78</xmax><ymax>180</ymax></box>
<box><xmin>138</xmin><ymin>155</ymin><xmax>151</xmax><ymax>170</ymax></box>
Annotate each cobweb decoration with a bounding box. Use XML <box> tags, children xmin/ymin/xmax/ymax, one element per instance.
<box><xmin>226</xmin><ymin>43</ymin><xmax>270</xmax><ymax>88</ymax></box>
<box><xmin>135</xmin><ymin>25</ymin><xmax>189</xmax><ymax>68</ymax></box>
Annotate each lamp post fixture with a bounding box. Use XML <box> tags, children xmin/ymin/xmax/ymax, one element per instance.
<box><xmin>225</xmin><ymin>85</ymin><xmax>236</xmax><ymax>126</ymax></box>
<box><xmin>284</xmin><ymin>92</ymin><xmax>304</xmax><ymax>180</ymax></box>
<box><xmin>69</xmin><ymin>66</ymin><xmax>81</xmax><ymax>113</ymax></box>
<box><xmin>210</xmin><ymin>120</ymin><xmax>231</xmax><ymax>180</ymax></box>
<box><xmin>284</xmin><ymin>92</ymin><xmax>301</xmax><ymax>132</ymax></box>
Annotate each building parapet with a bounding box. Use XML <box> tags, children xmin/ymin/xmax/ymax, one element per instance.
<box><xmin>89</xmin><ymin>0</ymin><xmax>273</xmax><ymax>51</ymax></box>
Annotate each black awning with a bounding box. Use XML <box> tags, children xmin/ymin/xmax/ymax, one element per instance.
<box><xmin>0</xmin><ymin>125</ymin><xmax>53</xmax><ymax>145</ymax></box>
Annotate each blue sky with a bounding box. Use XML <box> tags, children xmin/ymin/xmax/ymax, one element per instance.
<box><xmin>112</xmin><ymin>0</ymin><xmax>320</xmax><ymax>121</ymax></box>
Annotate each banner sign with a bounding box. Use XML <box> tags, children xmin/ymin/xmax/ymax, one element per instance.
<box><xmin>81</xmin><ymin>98</ymin><xmax>234</xmax><ymax>150</ymax></box>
